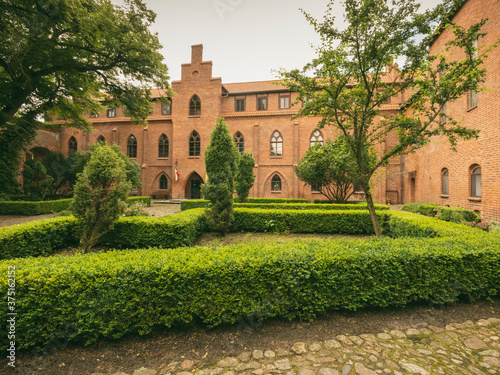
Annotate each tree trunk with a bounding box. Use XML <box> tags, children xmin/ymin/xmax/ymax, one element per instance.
<box><xmin>364</xmin><ymin>187</ymin><xmax>382</xmax><ymax>237</ymax></box>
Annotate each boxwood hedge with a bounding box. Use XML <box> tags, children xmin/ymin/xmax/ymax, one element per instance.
<box><xmin>181</xmin><ymin>198</ymin><xmax>309</xmax><ymax>210</ymax></box>
<box><xmin>235</xmin><ymin>202</ymin><xmax>389</xmax><ymax>211</ymax></box>
<box><xmin>0</xmin><ymin>209</ymin><xmax>207</xmax><ymax>260</ymax></box>
<box><xmin>0</xmin><ymin>196</ymin><xmax>151</xmax><ymax>215</ymax></box>
<box><xmin>438</xmin><ymin>206</ymin><xmax>480</xmax><ymax>223</ymax></box>
<box><xmin>1</xmin><ymin>217</ymin><xmax>498</xmax><ymax>350</ymax></box>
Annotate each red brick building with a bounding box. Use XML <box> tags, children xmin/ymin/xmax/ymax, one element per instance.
<box><xmin>28</xmin><ymin>0</ymin><xmax>499</xmax><ymax>222</ymax></box>
<box><xmin>44</xmin><ymin>44</ymin><xmax>400</xmax><ymax>203</ymax></box>
<box><xmin>402</xmin><ymin>0</ymin><xmax>500</xmax><ymax>222</ymax></box>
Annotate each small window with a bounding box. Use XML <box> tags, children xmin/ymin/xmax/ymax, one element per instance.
<box><xmin>161</xmin><ymin>103</ymin><xmax>171</xmax><ymax>115</ymax></box>
<box><xmin>279</xmin><ymin>94</ymin><xmax>291</xmax><ymax>109</ymax></box>
<box><xmin>68</xmin><ymin>137</ymin><xmax>78</xmax><ymax>153</ymax></box>
<box><xmin>471</xmin><ymin>166</ymin><xmax>481</xmax><ymax>197</ymax></box>
<box><xmin>159</xmin><ymin>175</ymin><xmax>168</xmax><ymax>190</ymax></box>
<box><xmin>271</xmin><ymin>175</ymin><xmax>282</xmax><ymax>192</ymax></box>
<box><xmin>257</xmin><ymin>96</ymin><xmax>267</xmax><ymax>111</ymax></box>
<box><xmin>270</xmin><ymin>131</ymin><xmax>283</xmax><ymax>156</ymax></box>
<box><xmin>127</xmin><ymin>135</ymin><xmax>137</xmax><ymax>158</ymax></box>
<box><xmin>311</xmin><ymin>182</ymin><xmax>322</xmax><ymax>192</ymax></box>
<box><xmin>158</xmin><ymin>134</ymin><xmax>169</xmax><ymax>158</ymax></box>
<box><xmin>234</xmin><ymin>132</ymin><xmax>244</xmax><ymax>153</ymax></box>
<box><xmin>310</xmin><ymin>130</ymin><xmax>324</xmax><ymax>148</ymax></box>
<box><xmin>189</xmin><ymin>95</ymin><xmax>201</xmax><ymax>116</ymax></box>
<box><xmin>107</xmin><ymin>108</ymin><xmax>116</xmax><ymax>118</ymax></box>
<box><xmin>235</xmin><ymin>97</ymin><xmax>245</xmax><ymax>112</ymax></box>
<box><xmin>442</xmin><ymin>168</ymin><xmax>449</xmax><ymax>195</ymax></box>
<box><xmin>90</xmin><ymin>112</ymin><xmax>99</xmax><ymax>118</ymax></box>
<box><xmin>468</xmin><ymin>90</ymin><xmax>478</xmax><ymax>110</ymax></box>
<box><xmin>189</xmin><ymin>131</ymin><xmax>201</xmax><ymax>156</ymax></box>
<box><xmin>97</xmin><ymin>135</ymin><xmax>105</xmax><ymax>143</ymax></box>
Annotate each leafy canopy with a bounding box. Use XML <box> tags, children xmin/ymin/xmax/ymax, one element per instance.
<box><xmin>0</xmin><ymin>0</ymin><xmax>171</xmax><ymax>193</ymax></box>
<box><xmin>295</xmin><ymin>137</ymin><xmax>363</xmax><ymax>203</ymax></box>
<box><xmin>280</xmin><ymin>0</ymin><xmax>495</xmax><ymax>236</ymax></box>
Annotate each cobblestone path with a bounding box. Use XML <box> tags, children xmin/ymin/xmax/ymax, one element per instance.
<box><xmin>94</xmin><ymin>318</ymin><xmax>500</xmax><ymax>375</ymax></box>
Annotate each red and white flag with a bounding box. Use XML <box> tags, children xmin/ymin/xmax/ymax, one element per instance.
<box><xmin>175</xmin><ymin>166</ymin><xmax>179</xmax><ymax>181</ymax></box>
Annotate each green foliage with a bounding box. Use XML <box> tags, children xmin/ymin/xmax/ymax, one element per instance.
<box><xmin>126</xmin><ymin>196</ymin><xmax>151</xmax><ymax>206</ymax></box>
<box><xmin>0</xmin><ymin>198</ymin><xmax>72</xmax><ymax>215</ymax></box>
<box><xmin>39</xmin><ymin>151</ymin><xmax>75</xmax><ymax>196</ymax></box>
<box><xmin>232</xmin><ymin>208</ymin><xmax>390</xmax><ymax>235</ymax></box>
<box><xmin>1</xmin><ymin>212</ymin><xmax>498</xmax><ymax>350</ymax></box>
<box><xmin>0</xmin><ymin>0</ymin><xmax>170</xmax><ymax>193</ymax></box>
<box><xmin>438</xmin><ymin>206</ymin><xmax>480</xmax><ymax>223</ymax></box>
<box><xmin>182</xmin><ymin>201</ymin><xmax>388</xmax><ymax>211</ymax></box>
<box><xmin>181</xmin><ymin>198</ymin><xmax>309</xmax><ymax>210</ymax></box>
<box><xmin>0</xmin><ymin>217</ymin><xmax>79</xmax><ymax>260</ymax></box>
<box><xmin>71</xmin><ymin>145</ymin><xmax>131</xmax><ymax>252</ymax></box>
<box><xmin>201</xmin><ymin>117</ymin><xmax>239</xmax><ymax>235</ymax></box>
<box><xmin>279</xmin><ymin>0</ymin><xmax>494</xmax><ymax>236</ymax></box>
<box><xmin>295</xmin><ymin>138</ymin><xmax>361</xmax><ymax>203</ymax></box>
<box><xmin>235</xmin><ymin>152</ymin><xmax>256</xmax><ymax>202</ymax></box>
<box><xmin>123</xmin><ymin>202</ymin><xmax>149</xmax><ymax>217</ymax></box>
<box><xmin>0</xmin><ymin>209</ymin><xmax>207</xmax><ymax>260</ymax></box>
<box><xmin>22</xmin><ymin>159</ymin><xmax>54</xmax><ymax>201</ymax></box>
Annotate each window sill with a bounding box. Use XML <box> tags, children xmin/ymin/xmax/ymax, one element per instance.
<box><xmin>271</xmin><ymin>191</ymin><xmax>282</xmax><ymax>194</ymax></box>
<box><xmin>468</xmin><ymin>197</ymin><xmax>481</xmax><ymax>202</ymax></box>
<box><xmin>188</xmin><ymin>115</ymin><xmax>201</xmax><ymax>118</ymax></box>
<box><xmin>279</xmin><ymin>107</ymin><xmax>290</xmax><ymax>110</ymax></box>
<box><xmin>440</xmin><ymin>194</ymin><xmax>449</xmax><ymax>198</ymax></box>
<box><xmin>188</xmin><ymin>156</ymin><xmax>200</xmax><ymax>159</ymax></box>
<box><xmin>270</xmin><ymin>155</ymin><xmax>283</xmax><ymax>158</ymax></box>
<box><xmin>311</xmin><ymin>191</ymin><xmax>322</xmax><ymax>194</ymax></box>
<box><xmin>157</xmin><ymin>157</ymin><xmax>169</xmax><ymax>160</ymax></box>
<box><xmin>467</xmin><ymin>105</ymin><xmax>478</xmax><ymax>112</ymax></box>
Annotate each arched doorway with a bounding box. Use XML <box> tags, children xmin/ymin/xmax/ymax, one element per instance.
<box><xmin>185</xmin><ymin>172</ymin><xmax>204</xmax><ymax>199</ymax></box>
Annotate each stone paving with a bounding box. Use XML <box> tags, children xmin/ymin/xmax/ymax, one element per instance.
<box><xmin>93</xmin><ymin>318</ymin><xmax>500</xmax><ymax>375</ymax></box>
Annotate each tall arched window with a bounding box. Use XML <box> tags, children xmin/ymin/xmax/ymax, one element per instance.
<box><xmin>189</xmin><ymin>131</ymin><xmax>201</xmax><ymax>156</ymax></box>
<box><xmin>310</xmin><ymin>130</ymin><xmax>324</xmax><ymax>148</ymax></box>
<box><xmin>159</xmin><ymin>174</ymin><xmax>168</xmax><ymax>190</ymax></box>
<box><xmin>441</xmin><ymin>168</ymin><xmax>449</xmax><ymax>195</ymax></box>
<box><xmin>127</xmin><ymin>135</ymin><xmax>137</xmax><ymax>158</ymax></box>
<box><xmin>471</xmin><ymin>166</ymin><xmax>481</xmax><ymax>197</ymax></box>
<box><xmin>270</xmin><ymin>131</ymin><xmax>283</xmax><ymax>156</ymax></box>
<box><xmin>234</xmin><ymin>132</ymin><xmax>244</xmax><ymax>153</ymax></box>
<box><xmin>271</xmin><ymin>175</ymin><xmax>282</xmax><ymax>191</ymax></box>
<box><xmin>158</xmin><ymin>134</ymin><xmax>169</xmax><ymax>158</ymax></box>
<box><xmin>189</xmin><ymin>95</ymin><xmax>201</xmax><ymax>116</ymax></box>
<box><xmin>97</xmin><ymin>135</ymin><xmax>105</xmax><ymax>143</ymax></box>
<box><xmin>68</xmin><ymin>137</ymin><xmax>77</xmax><ymax>153</ymax></box>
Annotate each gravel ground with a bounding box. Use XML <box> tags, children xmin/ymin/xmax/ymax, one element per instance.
<box><xmin>0</xmin><ymin>201</ymin><xmax>181</xmax><ymax>228</ymax></box>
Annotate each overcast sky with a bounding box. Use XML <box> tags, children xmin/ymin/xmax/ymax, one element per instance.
<box><xmin>141</xmin><ymin>0</ymin><xmax>441</xmax><ymax>84</ymax></box>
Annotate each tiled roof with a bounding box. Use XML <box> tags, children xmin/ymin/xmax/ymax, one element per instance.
<box><xmin>222</xmin><ymin>80</ymin><xmax>289</xmax><ymax>94</ymax></box>
<box><xmin>150</xmin><ymin>88</ymin><xmax>170</xmax><ymax>98</ymax></box>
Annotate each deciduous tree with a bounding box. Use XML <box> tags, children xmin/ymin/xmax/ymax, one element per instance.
<box><xmin>0</xmin><ymin>0</ymin><xmax>171</xmax><ymax>194</ymax></box>
<box><xmin>295</xmin><ymin>137</ymin><xmax>362</xmax><ymax>203</ymax></box>
<box><xmin>280</xmin><ymin>0</ymin><xmax>495</xmax><ymax>236</ymax></box>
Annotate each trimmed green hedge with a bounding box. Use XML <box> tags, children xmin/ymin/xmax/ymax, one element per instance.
<box><xmin>181</xmin><ymin>200</ymin><xmax>389</xmax><ymax>211</ymax></box>
<box><xmin>0</xmin><ymin>217</ymin><xmax>79</xmax><ymax>259</ymax></box>
<box><xmin>0</xmin><ymin>209</ymin><xmax>207</xmax><ymax>260</ymax></box>
<box><xmin>232</xmin><ymin>208</ymin><xmax>390</xmax><ymax>234</ymax></box>
<box><xmin>438</xmin><ymin>206</ymin><xmax>480</xmax><ymax>223</ymax></box>
<box><xmin>0</xmin><ymin>198</ymin><xmax>73</xmax><ymax>215</ymax></box>
<box><xmin>126</xmin><ymin>196</ymin><xmax>151</xmax><ymax>207</ymax></box>
<box><xmin>181</xmin><ymin>198</ymin><xmax>309</xmax><ymax>210</ymax></box>
<box><xmin>0</xmin><ymin>196</ymin><xmax>151</xmax><ymax>215</ymax></box>
<box><xmin>235</xmin><ymin>202</ymin><xmax>389</xmax><ymax>211</ymax></box>
<box><xmin>1</xmin><ymin>219</ymin><xmax>498</xmax><ymax>350</ymax></box>
<box><xmin>402</xmin><ymin>202</ymin><xmax>480</xmax><ymax>223</ymax></box>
